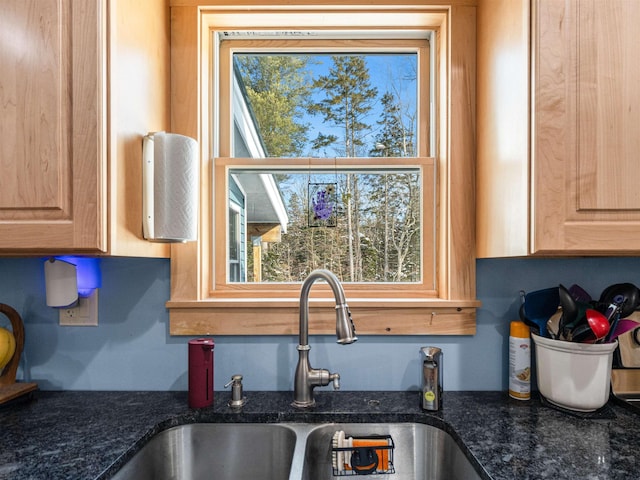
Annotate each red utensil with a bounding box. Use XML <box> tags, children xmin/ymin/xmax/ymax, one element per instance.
<box><xmin>586</xmin><ymin>309</ymin><xmax>610</xmax><ymax>341</ymax></box>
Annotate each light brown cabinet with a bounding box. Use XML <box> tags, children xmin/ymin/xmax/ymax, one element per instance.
<box><xmin>477</xmin><ymin>0</ymin><xmax>640</xmax><ymax>257</ymax></box>
<box><xmin>0</xmin><ymin>0</ymin><xmax>171</xmax><ymax>257</ymax></box>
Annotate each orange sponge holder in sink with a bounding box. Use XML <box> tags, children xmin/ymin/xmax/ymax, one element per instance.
<box><xmin>332</xmin><ymin>433</ymin><xmax>395</xmax><ymax>476</ymax></box>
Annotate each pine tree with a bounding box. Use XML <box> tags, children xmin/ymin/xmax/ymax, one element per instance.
<box><xmin>368</xmin><ymin>91</ymin><xmax>419</xmax><ymax>281</ymax></box>
<box><xmin>309</xmin><ymin>55</ymin><xmax>378</xmax><ymax>281</ymax></box>
<box><xmin>235</xmin><ymin>55</ymin><xmax>311</xmax><ymax>157</ymax></box>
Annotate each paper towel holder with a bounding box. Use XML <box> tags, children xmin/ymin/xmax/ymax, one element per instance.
<box><xmin>44</xmin><ymin>257</ymin><xmax>102</xmax><ymax>308</ymax></box>
<box><xmin>142</xmin><ymin>131</ymin><xmax>199</xmax><ymax>243</ymax></box>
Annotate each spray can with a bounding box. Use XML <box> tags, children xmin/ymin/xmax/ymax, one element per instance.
<box><xmin>509</xmin><ymin>321</ymin><xmax>531</xmax><ymax>400</ymax></box>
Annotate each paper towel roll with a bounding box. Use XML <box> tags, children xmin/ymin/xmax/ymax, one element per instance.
<box><xmin>142</xmin><ymin>132</ymin><xmax>199</xmax><ymax>242</ymax></box>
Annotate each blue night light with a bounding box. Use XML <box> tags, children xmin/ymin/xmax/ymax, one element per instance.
<box><xmin>55</xmin><ymin>256</ymin><xmax>102</xmax><ymax>297</ymax></box>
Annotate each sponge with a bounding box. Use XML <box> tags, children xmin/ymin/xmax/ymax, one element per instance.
<box><xmin>350</xmin><ymin>438</ymin><xmax>390</xmax><ymax>472</ymax></box>
<box><xmin>346</xmin><ymin>438</ymin><xmax>390</xmax><ymax>473</ymax></box>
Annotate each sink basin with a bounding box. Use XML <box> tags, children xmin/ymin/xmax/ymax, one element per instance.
<box><xmin>111</xmin><ymin>423</ymin><xmax>296</xmax><ymax>480</ymax></box>
<box><xmin>302</xmin><ymin>423</ymin><xmax>482</xmax><ymax>480</ymax></box>
<box><xmin>110</xmin><ymin>422</ymin><xmax>482</xmax><ymax>480</ymax></box>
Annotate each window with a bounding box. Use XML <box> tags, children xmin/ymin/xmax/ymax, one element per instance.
<box><xmin>168</xmin><ymin>4</ymin><xmax>479</xmax><ymax>336</ymax></box>
<box><xmin>219</xmin><ymin>38</ymin><xmax>434</xmax><ymax>292</ymax></box>
<box><xmin>233</xmin><ymin>168</ymin><xmax>424</xmax><ymax>284</ymax></box>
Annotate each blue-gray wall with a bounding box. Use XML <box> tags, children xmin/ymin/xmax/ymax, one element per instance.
<box><xmin>1</xmin><ymin>256</ymin><xmax>637</xmax><ymax>392</ymax></box>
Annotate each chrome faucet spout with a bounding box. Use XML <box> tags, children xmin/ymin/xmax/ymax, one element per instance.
<box><xmin>293</xmin><ymin>269</ymin><xmax>357</xmax><ymax>408</ymax></box>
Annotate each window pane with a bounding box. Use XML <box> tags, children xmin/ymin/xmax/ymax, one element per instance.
<box><xmin>230</xmin><ymin>168</ymin><xmax>423</xmax><ymax>283</ymax></box>
<box><xmin>232</xmin><ymin>52</ymin><xmax>418</xmax><ymax>158</ymax></box>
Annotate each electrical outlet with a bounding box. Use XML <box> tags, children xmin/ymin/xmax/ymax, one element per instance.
<box><xmin>59</xmin><ymin>290</ymin><xmax>99</xmax><ymax>326</ymax></box>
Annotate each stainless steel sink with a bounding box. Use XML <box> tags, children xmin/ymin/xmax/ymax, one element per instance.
<box><xmin>301</xmin><ymin>423</ymin><xmax>481</xmax><ymax>480</ymax></box>
<box><xmin>110</xmin><ymin>423</ymin><xmax>296</xmax><ymax>480</ymax></box>
<box><xmin>110</xmin><ymin>422</ymin><xmax>482</xmax><ymax>480</ymax></box>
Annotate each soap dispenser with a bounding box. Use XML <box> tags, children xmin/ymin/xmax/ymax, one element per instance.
<box><xmin>420</xmin><ymin>346</ymin><xmax>442</xmax><ymax>411</ymax></box>
<box><xmin>188</xmin><ymin>338</ymin><xmax>215</xmax><ymax>408</ymax></box>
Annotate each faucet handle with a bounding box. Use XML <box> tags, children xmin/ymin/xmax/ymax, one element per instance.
<box><xmin>330</xmin><ymin>372</ymin><xmax>340</xmax><ymax>390</ymax></box>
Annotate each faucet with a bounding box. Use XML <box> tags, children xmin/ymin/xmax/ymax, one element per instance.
<box><xmin>293</xmin><ymin>269</ymin><xmax>357</xmax><ymax>408</ymax></box>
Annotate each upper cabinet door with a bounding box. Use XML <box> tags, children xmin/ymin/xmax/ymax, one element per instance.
<box><xmin>478</xmin><ymin>0</ymin><xmax>640</xmax><ymax>257</ymax></box>
<box><xmin>533</xmin><ymin>0</ymin><xmax>640</xmax><ymax>254</ymax></box>
<box><xmin>0</xmin><ymin>0</ymin><xmax>106</xmax><ymax>252</ymax></box>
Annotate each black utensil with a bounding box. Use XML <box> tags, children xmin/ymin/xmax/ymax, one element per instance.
<box><xmin>599</xmin><ymin>283</ymin><xmax>640</xmax><ymax>318</ymax></box>
<box><xmin>558</xmin><ymin>284</ymin><xmax>578</xmax><ymax>339</ymax></box>
<box><xmin>569</xmin><ymin>321</ymin><xmax>597</xmax><ymax>343</ymax></box>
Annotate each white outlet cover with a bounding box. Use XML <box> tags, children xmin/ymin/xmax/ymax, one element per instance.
<box><xmin>59</xmin><ymin>290</ymin><xmax>99</xmax><ymax>326</ymax></box>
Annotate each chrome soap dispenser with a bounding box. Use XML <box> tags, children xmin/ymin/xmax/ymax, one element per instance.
<box><xmin>420</xmin><ymin>346</ymin><xmax>442</xmax><ymax>411</ymax></box>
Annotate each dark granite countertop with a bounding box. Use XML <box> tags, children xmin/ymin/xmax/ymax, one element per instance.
<box><xmin>1</xmin><ymin>390</ymin><xmax>639</xmax><ymax>479</ymax></box>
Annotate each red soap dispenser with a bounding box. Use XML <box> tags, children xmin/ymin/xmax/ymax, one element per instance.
<box><xmin>188</xmin><ymin>338</ymin><xmax>215</xmax><ymax>408</ymax></box>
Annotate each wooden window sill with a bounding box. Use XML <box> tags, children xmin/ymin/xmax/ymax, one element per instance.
<box><xmin>167</xmin><ymin>298</ymin><xmax>479</xmax><ymax>336</ymax></box>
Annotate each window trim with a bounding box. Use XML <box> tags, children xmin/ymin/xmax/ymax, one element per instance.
<box><xmin>220</xmin><ymin>38</ymin><xmax>431</xmax><ymax>157</ymax></box>
<box><xmin>215</xmin><ymin>157</ymin><xmax>436</xmax><ymax>298</ymax></box>
<box><xmin>167</xmin><ymin>3</ymin><xmax>479</xmax><ymax>336</ymax></box>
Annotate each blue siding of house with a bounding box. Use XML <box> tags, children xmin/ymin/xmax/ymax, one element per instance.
<box><xmin>229</xmin><ymin>176</ymin><xmax>246</xmax><ymax>282</ymax></box>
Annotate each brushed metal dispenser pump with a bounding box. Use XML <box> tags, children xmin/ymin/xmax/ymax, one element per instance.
<box><xmin>420</xmin><ymin>346</ymin><xmax>443</xmax><ymax>411</ymax></box>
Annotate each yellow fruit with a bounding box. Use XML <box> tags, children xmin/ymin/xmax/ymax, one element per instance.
<box><xmin>0</xmin><ymin>327</ymin><xmax>16</xmax><ymax>370</ymax></box>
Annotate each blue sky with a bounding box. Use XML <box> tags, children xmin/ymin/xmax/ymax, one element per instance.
<box><xmin>302</xmin><ymin>53</ymin><xmax>418</xmax><ymax>157</ymax></box>
<box><xmin>235</xmin><ymin>51</ymin><xmax>418</xmax><ymax>158</ymax></box>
